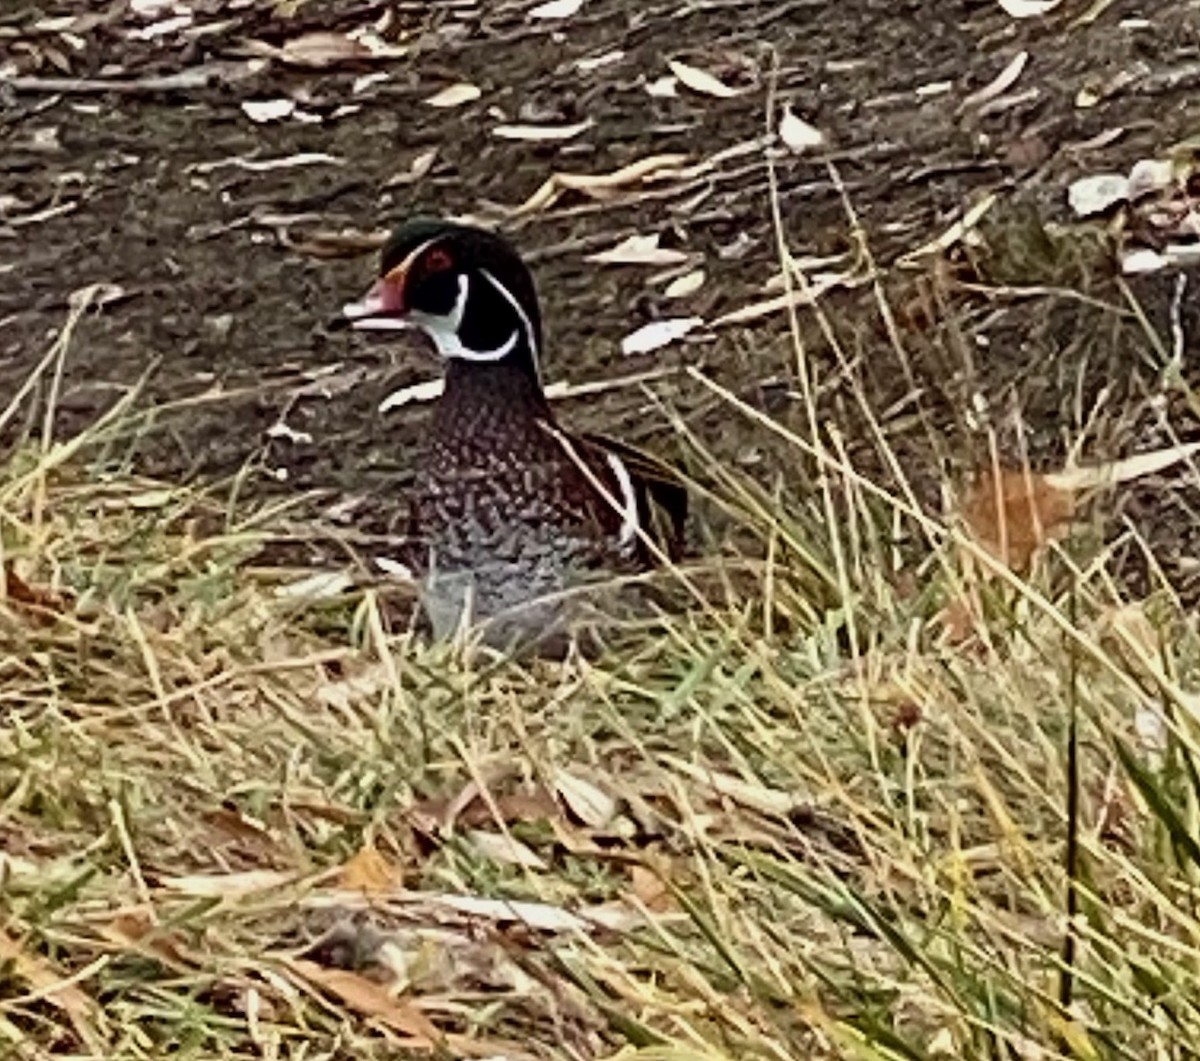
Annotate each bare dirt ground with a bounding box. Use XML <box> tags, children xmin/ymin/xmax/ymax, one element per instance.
<box><xmin>3</xmin><ymin>0</ymin><xmax>1200</xmax><ymax>592</ymax></box>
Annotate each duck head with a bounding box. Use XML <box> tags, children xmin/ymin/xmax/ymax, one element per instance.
<box><xmin>342</xmin><ymin>218</ymin><xmax>543</xmax><ymax>384</ymax></box>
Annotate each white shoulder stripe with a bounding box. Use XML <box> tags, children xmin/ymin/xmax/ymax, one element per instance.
<box><xmin>604</xmin><ymin>451</ymin><xmax>640</xmax><ymax>547</ymax></box>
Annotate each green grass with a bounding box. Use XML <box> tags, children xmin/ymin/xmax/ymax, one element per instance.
<box><xmin>4</xmin><ymin>250</ymin><xmax>1200</xmax><ymax>1061</ymax></box>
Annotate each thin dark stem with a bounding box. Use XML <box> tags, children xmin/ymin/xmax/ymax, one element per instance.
<box><xmin>1059</xmin><ymin>577</ymin><xmax>1080</xmax><ymax>1021</ymax></box>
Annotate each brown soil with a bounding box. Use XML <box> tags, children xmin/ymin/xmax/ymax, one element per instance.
<box><xmin>2</xmin><ymin>0</ymin><xmax>1199</xmax><ymax>595</ymax></box>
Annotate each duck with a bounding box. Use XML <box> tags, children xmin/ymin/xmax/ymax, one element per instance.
<box><xmin>341</xmin><ymin>217</ymin><xmax>687</xmax><ymax>653</ymax></box>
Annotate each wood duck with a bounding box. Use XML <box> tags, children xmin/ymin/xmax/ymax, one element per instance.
<box><xmin>341</xmin><ymin>217</ymin><xmax>687</xmax><ymax>652</ymax></box>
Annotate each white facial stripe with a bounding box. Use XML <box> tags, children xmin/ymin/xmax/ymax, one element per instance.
<box><xmin>410</xmin><ymin>273</ymin><xmax>518</xmax><ymax>362</ymax></box>
<box><xmin>604</xmin><ymin>451</ymin><xmax>641</xmax><ymax>547</ymax></box>
<box><xmin>479</xmin><ymin>267</ymin><xmax>540</xmax><ymax>375</ymax></box>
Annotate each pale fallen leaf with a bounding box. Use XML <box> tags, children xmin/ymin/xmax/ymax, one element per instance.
<box><xmin>374</xmin><ymin>556</ymin><xmax>416</xmax><ymax>582</ymax></box>
<box><xmin>778</xmin><ymin>105</ymin><xmax>825</xmax><ymax>152</ymax></box>
<box><xmin>346</xmin><ymin>28</ymin><xmax>409</xmax><ymax>59</ymax></box>
<box><xmin>1045</xmin><ymin>442</ymin><xmax>1200</xmax><ymax>490</ymax></box>
<box><xmin>190</xmin><ymin>152</ymin><xmax>342</xmax><ymax>174</ymax></box>
<box><xmin>283</xmin><ymin>959</ymin><xmax>438</xmax><ymax>1043</ymax></box>
<box><xmin>898</xmin><ymin>193</ymin><xmax>997</xmax><ymax>264</ymax></box>
<box><xmin>467</xmin><ymin>830</ymin><xmax>548</xmax><ymax>869</ymax></box>
<box><xmin>384</xmin><ymin>147</ymin><xmax>438</xmax><ymax>189</ymax></box>
<box><xmin>128</xmin><ymin>13</ymin><xmax>191</xmax><ymax>40</ymax></box>
<box><xmin>1127</xmin><ymin>157</ymin><xmax>1175</xmax><ymax>200</ymax></box>
<box><xmin>512</xmin><ymin>153</ymin><xmax>690</xmax><ymax>215</ymax></box>
<box><xmin>241</xmin><ymin>98</ymin><xmax>296</xmax><ymax>123</ymax></box>
<box><xmin>578</xmin><ymin>900</ymin><xmax>659</xmax><ymax>931</ymax></box>
<box><xmin>274</xmin><ymin>571</ymin><xmax>354</xmax><ymax>600</ymax></box>
<box><xmin>352</xmin><ymin>71</ymin><xmax>390</xmax><ymax>94</ymax></box>
<box><xmin>554</xmin><ymin>769</ymin><xmax>617</xmax><ymax>828</ymax></box>
<box><xmin>530</xmin><ymin>0</ymin><xmax>584</xmax><ymax>17</ymax></box>
<box><xmin>1067</xmin><ymin>173</ymin><xmax>1128</xmax><ymax>217</ymax></box>
<box><xmin>645</xmin><ymin>75</ymin><xmax>679</xmax><ymax>98</ymax></box>
<box><xmin>1120</xmin><ymin>247</ymin><xmax>1169</xmax><ymax>274</ymax></box>
<box><xmin>424</xmin><ymin>82</ymin><xmax>481</xmax><ymax>108</ymax></box>
<box><xmin>492</xmin><ymin>119</ymin><xmax>592</xmax><ymax>141</ymax></box>
<box><xmin>277</xmin><ymin>31</ymin><xmax>375</xmax><ymax>68</ymax></box>
<box><xmin>996</xmin><ymin>0</ymin><xmax>1063</xmax><ymax>15</ymax></box>
<box><xmin>430</xmin><ymin>893</ymin><xmax>588</xmax><ymax>932</ymax></box>
<box><xmin>667</xmin><ymin>58</ymin><xmax>739</xmax><ymax>99</ymax></box>
<box><xmin>585</xmin><ymin>233</ymin><xmax>690</xmax><ymax>266</ymax></box>
<box><xmin>576</xmin><ymin>50</ymin><xmax>623</xmax><ymax>72</ymax></box>
<box><xmin>621</xmin><ymin>316</ymin><xmax>704</xmax><ymax>355</ymax></box>
<box><xmin>160</xmin><ymin>870</ymin><xmax>298</xmax><ymax>897</ymax></box>
<box><xmin>338</xmin><ymin>843</ymin><xmax>404</xmax><ymax>893</ymax></box>
<box><xmin>961</xmin><ymin>50</ymin><xmax>1029</xmax><ymax>110</ymax></box>
<box><xmin>266</xmin><ymin>421</ymin><xmax>313</xmax><ymax>445</ymax></box>
<box><xmin>710</xmin><ymin>271</ymin><xmax>856</xmax><ymax>327</ymax></box>
<box><xmin>664</xmin><ymin>268</ymin><xmax>705</xmax><ymax>298</ymax></box>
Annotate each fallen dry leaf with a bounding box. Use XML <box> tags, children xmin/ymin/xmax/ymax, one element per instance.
<box><xmin>621</xmin><ymin>316</ymin><xmax>704</xmax><ymax>355</ymax></box>
<box><xmin>101</xmin><ymin>910</ymin><xmax>196</xmax><ymax>974</ymax></box>
<box><xmin>1045</xmin><ymin>442</ymin><xmax>1200</xmax><ymax>491</ymax></box>
<box><xmin>0</xmin><ymin>927</ymin><xmax>106</xmax><ymax>1051</ymax></box>
<box><xmin>554</xmin><ymin>769</ymin><xmax>618</xmax><ymax>828</ymax></box>
<box><xmin>160</xmin><ymin>869</ymin><xmax>298</xmax><ymax>897</ymax></box>
<box><xmin>897</xmin><ymin>193</ymin><xmax>996</xmax><ymax>265</ymax></box>
<box><xmin>492</xmin><ymin>119</ymin><xmax>592</xmax><ymax>141</ymax></box>
<box><xmin>429</xmin><ymin>893</ymin><xmax>588</xmax><ymax>932</ymax></box>
<box><xmin>384</xmin><ymin>147</ymin><xmax>438</xmax><ymax>188</ymax></box>
<box><xmin>778</xmin><ymin>105</ymin><xmax>825</xmax><ymax>152</ymax></box>
<box><xmin>529</xmin><ymin>0</ymin><xmax>585</xmax><ymax>17</ymax></box>
<box><xmin>997</xmin><ymin>0</ymin><xmax>1063</xmax><ymax>14</ymax></box>
<box><xmin>667</xmin><ymin>58</ymin><xmax>739</xmax><ymax>99</ymax></box>
<box><xmin>961</xmin><ymin>50</ymin><xmax>1029</xmax><ymax>110</ymax></box>
<box><xmin>664</xmin><ymin>268</ymin><xmax>706</xmax><ymax>298</ymax></box>
<box><xmin>241</xmin><ymin>98</ymin><xmax>295</xmax><ymax>123</ymax></box>
<box><xmin>577</xmin><ymin>50</ymin><xmax>623</xmax><ymax>72</ymax></box>
<box><xmin>645</xmin><ymin>75</ymin><xmax>679</xmax><ymax>98</ymax></box>
<box><xmin>629</xmin><ymin>864</ymin><xmax>675</xmax><ymax>912</ymax></box>
<box><xmin>585</xmin><ymin>233</ymin><xmax>690</xmax><ymax>267</ymax></box>
<box><xmin>423</xmin><ymin>82</ymin><xmax>481</xmax><ymax>108</ymax></box>
<box><xmin>1067</xmin><ymin>172</ymin><xmax>1129</xmax><ymax>217</ymax></box>
<box><xmin>249</xmin><ymin>31</ymin><xmax>376</xmax><ymax>69</ymax></box>
<box><xmin>960</xmin><ymin>467</ymin><xmax>1075</xmax><ymax>571</ymax></box>
<box><xmin>284</xmin><ymin>959</ymin><xmax>440</xmax><ymax>1043</ymax></box>
<box><xmin>338</xmin><ymin>843</ymin><xmax>404</xmax><ymax>894</ymax></box>
<box><xmin>511</xmin><ymin>153</ymin><xmax>690</xmax><ymax>215</ymax></box>
<box><xmin>3</xmin><ymin>560</ymin><xmax>68</xmax><ymax>623</ymax></box>
<box><xmin>467</xmin><ymin>829</ymin><xmax>548</xmax><ymax>869</ymax></box>
<box><xmin>1127</xmin><ymin>157</ymin><xmax>1175</xmax><ymax>200</ymax></box>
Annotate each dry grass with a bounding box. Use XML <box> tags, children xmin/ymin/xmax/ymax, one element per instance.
<box><xmin>4</xmin><ymin>248</ymin><xmax>1200</xmax><ymax>1061</ymax></box>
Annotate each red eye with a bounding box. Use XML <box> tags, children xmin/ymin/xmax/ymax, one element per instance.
<box><xmin>424</xmin><ymin>247</ymin><xmax>454</xmax><ymax>273</ymax></box>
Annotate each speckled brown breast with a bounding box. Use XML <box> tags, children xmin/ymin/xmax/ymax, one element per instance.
<box><xmin>405</xmin><ymin>361</ymin><xmax>640</xmax><ymax>648</ymax></box>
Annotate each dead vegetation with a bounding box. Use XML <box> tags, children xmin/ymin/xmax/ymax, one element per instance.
<box><xmin>5</xmin><ymin>0</ymin><xmax>1200</xmax><ymax>1058</ymax></box>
